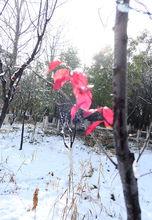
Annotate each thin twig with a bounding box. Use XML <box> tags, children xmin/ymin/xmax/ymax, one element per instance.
<box><xmin>116</xmin><ymin>0</ymin><xmax>152</xmax><ymax>19</ymax></box>
<box><xmin>0</xmin><ymin>0</ymin><xmax>9</xmax><ymax>16</ymax></box>
<box><xmin>91</xmin><ymin>133</ymin><xmax>117</xmax><ymax>169</ymax></box>
<box><xmin>138</xmin><ymin>96</ymin><xmax>152</xmax><ymax>105</ymax></box>
<box><xmin>134</xmin><ymin>0</ymin><xmax>152</xmax><ymax>19</ymax></box>
<box><xmin>32</xmin><ymin>70</ymin><xmax>71</xmax><ymax>102</ymax></box>
<box><xmin>140</xmin><ymin>169</ymin><xmax>152</xmax><ymax>178</ymax></box>
<box><xmin>136</xmin><ymin>122</ymin><xmax>152</xmax><ymax>163</ymax></box>
<box><xmin>98</xmin><ymin>8</ymin><xmax>106</xmax><ymax>28</ymax></box>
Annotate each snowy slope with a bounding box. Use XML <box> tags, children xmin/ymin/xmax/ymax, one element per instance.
<box><xmin>0</xmin><ymin>124</ymin><xmax>152</xmax><ymax>220</ymax></box>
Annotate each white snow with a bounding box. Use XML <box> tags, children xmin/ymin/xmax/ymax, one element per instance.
<box><xmin>0</xmin><ymin>123</ymin><xmax>152</xmax><ymax>220</ymax></box>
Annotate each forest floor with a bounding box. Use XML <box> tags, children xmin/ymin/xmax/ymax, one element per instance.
<box><xmin>0</xmin><ymin>123</ymin><xmax>152</xmax><ymax>220</ymax></box>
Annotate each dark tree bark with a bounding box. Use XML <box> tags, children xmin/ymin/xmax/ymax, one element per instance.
<box><xmin>19</xmin><ymin>110</ymin><xmax>25</xmax><ymax>150</ymax></box>
<box><xmin>19</xmin><ymin>91</ymin><xmax>30</xmax><ymax>150</ymax></box>
<box><xmin>113</xmin><ymin>1</ymin><xmax>141</xmax><ymax>219</ymax></box>
<box><xmin>0</xmin><ymin>98</ymin><xmax>9</xmax><ymax>127</ymax></box>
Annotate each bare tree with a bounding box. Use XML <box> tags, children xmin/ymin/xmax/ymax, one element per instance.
<box><xmin>113</xmin><ymin>0</ymin><xmax>141</xmax><ymax>219</ymax></box>
<box><xmin>44</xmin><ymin>25</ymin><xmax>65</xmax><ymax>62</ymax></box>
<box><xmin>0</xmin><ymin>0</ymin><xmax>60</xmax><ymax>127</ymax></box>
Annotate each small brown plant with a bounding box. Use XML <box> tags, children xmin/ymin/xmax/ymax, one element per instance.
<box><xmin>32</xmin><ymin>188</ymin><xmax>39</xmax><ymax>211</ymax></box>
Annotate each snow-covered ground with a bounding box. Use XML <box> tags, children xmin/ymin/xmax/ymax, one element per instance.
<box><xmin>0</xmin><ymin>123</ymin><xmax>152</xmax><ymax>220</ymax></box>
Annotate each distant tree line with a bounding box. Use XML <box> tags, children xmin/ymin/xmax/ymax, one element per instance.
<box><xmin>87</xmin><ymin>31</ymin><xmax>152</xmax><ymax>130</ymax></box>
<box><xmin>6</xmin><ymin>33</ymin><xmax>152</xmax><ymax>130</ymax></box>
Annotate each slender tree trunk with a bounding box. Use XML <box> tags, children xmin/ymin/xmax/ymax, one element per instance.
<box><xmin>0</xmin><ymin>81</ymin><xmax>16</xmax><ymax>128</ymax></box>
<box><xmin>19</xmin><ymin>111</ymin><xmax>26</xmax><ymax>150</ymax></box>
<box><xmin>113</xmin><ymin>1</ymin><xmax>141</xmax><ymax>219</ymax></box>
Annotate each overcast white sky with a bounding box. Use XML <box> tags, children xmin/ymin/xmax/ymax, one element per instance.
<box><xmin>55</xmin><ymin>0</ymin><xmax>152</xmax><ymax>65</ymax></box>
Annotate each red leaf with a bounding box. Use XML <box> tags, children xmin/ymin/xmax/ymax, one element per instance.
<box><xmin>83</xmin><ymin>109</ymin><xmax>98</xmax><ymax>118</ymax></box>
<box><xmin>53</xmin><ymin>69</ymin><xmax>70</xmax><ymax>90</ymax></box>
<box><xmin>70</xmin><ymin>104</ymin><xmax>79</xmax><ymax>120</ymax></box>
<box><xmin>84</xmin><ymin>107</ymin><xmax>113</xmax><ymax>131</ymax></box>
<box><xmin>48</xmin><ymin>60</ymin><xmax>62</xmax><ymax>72</ymax></box>
<box><xmin>102</xmin><ymin>107</ymin><xmax>113</xmax><ymax>127</ymax></box>
<box><xmin>70</xmin><ymin>90</ymin><xmax>92</xmax><ymax>120</ymax></box>
<box><xmin>70</xmin><ymin>91</ymin><xmax>92</xmax><ymax>120</ymax></box>
<box><xmin>71</xmin><ymin>71</ymin><xmax>88</xmax><ymax>88</ymax></box>
<box><xmin>69</xmin><ymin>71</ymin><xmax>92</xmax><ymax>119</ymax></box>
<box><xmin>85</xmin><ymin>120</ymin><xmax>103</xmax><ymax>135</ymax></box>
<box><xmin>75</xmin><ymin>87</ymin><xmax>92</xmax><ymax>107</ymax></box>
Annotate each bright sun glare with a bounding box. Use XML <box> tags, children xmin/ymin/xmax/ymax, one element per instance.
<box><xmin>55</xmin><ymin>0</ymin><xmax>115</xmax><ymax>65</ymax></box>
<box><xmin>56</xmin><ymin>0</ymin><xmax>152</xmax><ymax>65</ymax></box>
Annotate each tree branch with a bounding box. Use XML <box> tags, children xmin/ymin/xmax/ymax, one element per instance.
<box><xmin>136</xmin><ymin>122</ymin><xmax>152</xmax><ymax>163</ymax></box>
<box><xmin>91</xmin><ymin>133</ymin><xmax>118</xmax><ymax>168</ymax></box>
<box><xmin>0</xmin><ymin>0</ymin><xmax>9</xmax><ymax>16</ymax></box>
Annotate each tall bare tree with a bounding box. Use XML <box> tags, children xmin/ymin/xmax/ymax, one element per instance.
<box><xmin>0</xmin><ymin>0</ymin><xmax>60</xmax><ymax>127</ymax></box>
<box><xmin>113</xmin><ymin>0</ymin><xmax>141</xmax><ymax>219</ymax></box>
<box><xmin>44</xmin><ymin>25</ymin><xmax>65</xmax><ymax>62</ymax></box>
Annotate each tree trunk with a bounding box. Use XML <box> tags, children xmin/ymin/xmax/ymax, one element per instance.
<box><xmin>19</xmin><ymin>111</ymin><xmax>26</xmax><ymax>150</ymax></box>
<box><xmin>0</xmin><ymin>98</ymin><xmax>9</xmax><ymax>128</ymax></box>
<box><xmin>0</xmin><ymin>81</ymin><xmax>15</xmax><ymax>128</ymax></box>
<box><xmin>113</xmin><ymin>1</ymin><xmax>141</xmax><ymax>219</ymax></box>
